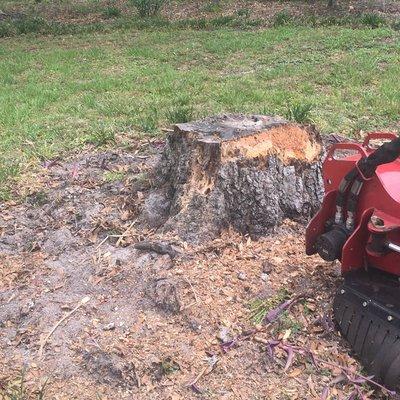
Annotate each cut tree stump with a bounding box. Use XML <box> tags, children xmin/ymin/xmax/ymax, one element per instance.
<box><xmin>143</xmin><ymin>114</ymin><xmax>325</xmax><ymax>242</ymax></box>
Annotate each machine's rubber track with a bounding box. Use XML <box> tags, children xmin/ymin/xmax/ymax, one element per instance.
<box><xmin>333</xmin><ymin>269</ymin><xmax>400</xmax><ymax>390</ymax></box>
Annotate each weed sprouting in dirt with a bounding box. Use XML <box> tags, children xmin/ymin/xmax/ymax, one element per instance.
<box><xmin>209</xmin><ymin>15</ymin><xmax>236</xmax><ymax>28</ymax></box>
<box><xmin>249</xmin><ymin>288</ymin><xmax>291</xmax><ymax>325</ymax></box>
<box><xmin>272</xmin><ymin>311</ymin><xmax>303</xmax><ymax>336</ymax></box>
<box><xmin>103</xmin><ymin>170</ymin><xmax>125</xmax><ymax>182</ymax></box>
<box><xmin>0</xmin><ymin>160</ymin><xmax>18</xmax><ymax>201</ymax></box>
<box><xmin>152</xmin><ymin>357</ymin><xmax>181</xmax><ymax>381</ymax></box>
<box><xmin>360</xmin><ymin>13</ymin><xmax>387</xmax><ymax>28</ymax></box>
<box><xmin>102</xmin><ymin>6</ymin><xmax>122</xmax><ymax>19</ymax></box>
<box><xmin>236</xmin><ymin>8</ymin><xmax>251</xmax><ymax>18</ymax></box>
<box><xmin>129</xmin><ymin>0</ymin><xmax>166</xmax><ymax>18</ymax></box>
<box><xmin>4</xmin><ymin>369</ymin><xmax>26</xmax><ymax>400</ymax></box>
<box><xmin>1</xmin><ymin>369</ymin><xmax>48</xmax><ymax>400</ymax></box>
<box><xmin>14</xmin><ymin>16</ymin><xmax>50</xmax><ymax>35</ymax></box>
<box><xmin>202</xmin><ymin>1</ymin><xmax>222</xmax><ymax>14</ymax></box>
<box><xmin>167</xmin><ymin>96</ymin><xmax>194</xmax><ymax>124</ymax></box>
<box><xmin>85</xmin><ymin>126</ymin><xmax>116</xmax><ymax>147</ymax></box>
<box><xmin>285</xmin><ymin>102</ymin><xmax>314</xmax><ymax>124</ymax></box>
<box><xmin>273</xmin><ymin>10</ymin><xmax>292</xmax><ymax>27</ymax></box>
<box><xmin>26</xmin><ymin>190</ymin><xmax>48</xmax><ymax>207</ymax></box>
<box><xmin>139</xmin><ymin>108</ymin><xmax>159</xmax><ymax>133</ymax></box>
<box><xmin>167</xmin><ymin>105</ymin><xmax>194</xmax><ymax>124</ymax></box>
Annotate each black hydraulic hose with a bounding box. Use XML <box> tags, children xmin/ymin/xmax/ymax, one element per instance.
<box><xmin>345</xmin><ymin>177</ymin><xmax>364</xmax><ymax>230</ymax></box>
<box><xmin>317</xmin><ymin>135</ymin><xmax>400</xmax><ymax>262</ymax></box>
<box><xmin>334</xmin><ymin>167</ymin><xmax>359</xmax><ymax>224</ymax></box>
<box><xmin>358</xmin><ymin>136</ymin><xmax>400</xmax><ymax>178</ymax></box>
<box><xmin>345</xmin><ymin>135</ymin><xmax>400</xmax><ymax>230</ymax></box>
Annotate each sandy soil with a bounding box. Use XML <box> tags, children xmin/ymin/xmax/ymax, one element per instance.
<box><xmin>0</xmin><ymin>138</ymin><xmax>394</xmax><ymax>399</ymax></box>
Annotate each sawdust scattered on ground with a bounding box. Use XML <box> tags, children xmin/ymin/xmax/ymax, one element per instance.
<box><xmin>0</xmin><ymin>140</ymin><xmax>392</xmax><ymax>399</ymax></box>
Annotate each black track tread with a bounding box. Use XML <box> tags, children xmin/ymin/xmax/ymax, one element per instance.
<box><xmin>347</xmin><ymin>313</ymin><xmax>363</xmax><ymax>347</ymax></box>
<box><xmin>340</xmin><ymin>304</ymin><xmax>356</xmax><ymax>338</ymax></box>
<box><xmin>384</xmin><ymin>350</ymin><xmax>400</xmax><ymax>389</ymax></box>
<box><xmin>369</xmin><ymin>330</ymin><xmax>394</xmax><ymax>380</ymax></box>
<box><xmin>334</xmin><ymin>276</ymin><xmax>400</xmax><ymax>391</ymax></box>
<box><xmin>361</xmin><ymin>322</ymin><xmax>380</xmax><ymax>361</ymax></box>
<box><xmin>365</xmin><ymin>325</ymin><xmax>387</xmax><ymax>369</ymax></box>
<box><xmin>333</xmin><ymin>296</ymin><xmax>348</xmax><ymax>326</ymax></box>
<box><xmin>352</xmin><ymin>316</ymin><xmax>371</xmax><ymax>355</ymax></box>
<box><xmin>373</xmin><ymin>336</ymin><xmax>400</xmax><ymax>383</ymax></box>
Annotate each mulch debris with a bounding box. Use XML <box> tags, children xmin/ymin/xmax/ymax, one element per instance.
<box><xmin>0</xmin><ymin>140</ymin><xmax>393</xmax><ymax>399</ymax></box>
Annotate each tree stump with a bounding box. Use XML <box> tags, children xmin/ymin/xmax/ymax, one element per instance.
<box><xmin>144</xmin><ymin>114</ymin><xmax>324</xmax><ymax>242</ymax></box>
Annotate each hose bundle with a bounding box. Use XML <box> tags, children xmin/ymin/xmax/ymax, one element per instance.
<box><xmin>336</xmin><ymin>136</ymin><xmax>400</xmax><ymax>231</ymax></box>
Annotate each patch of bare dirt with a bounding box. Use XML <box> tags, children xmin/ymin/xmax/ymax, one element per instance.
<box><xmin>0</xmin><ymin>139</ymin><xmax>390</xmax><ymax>399</ymax></box>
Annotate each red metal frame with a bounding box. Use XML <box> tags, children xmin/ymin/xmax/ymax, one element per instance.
<box><xmin>306</xmin><ymin>132</ymin><xmax>400</xmax><ymax>276</ymax></box>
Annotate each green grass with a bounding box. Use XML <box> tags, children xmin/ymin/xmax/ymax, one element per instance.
<box><xmin>103</xmin><ymin>170</ymin><xmax>126</xmax><ymax>182</ymax></box>
<box><xmin>1</xmin><ymin>369</ymin><xmax>48</xmax><ymax>400</ymax></box>
<box><xmin>0</xmin><ymin>25</ymin><xmax>399</xmax><ymax>199</ymax></box>
<box><xmin>285</xmin><ymin>101</ymin><xmax>314</xmax><ymax>123</ymax></box>
<box><xmin>250</xmin><ymin>289</ymin><xmax>291</xmax><ymax>324</ymax></box>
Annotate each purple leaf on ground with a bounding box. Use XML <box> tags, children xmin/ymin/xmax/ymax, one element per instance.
<box><xmin>263</xmin><ymin>339</ymin><xmax>398</xmax><ymax>399</ymax></box>
<box><xmin>315</xmin><ymin>313</ymin><xmax>335</xmax><ymax>335</ymax></box>
<box><xmin>190</xmin><ymin>384</ymin><xmax>203</xmax><ymax>394</ymax></box>
<box><xmin>348</xmin><ymin>375</ymin><xmax>374</xmax><ymax>385</ymax></box>
<box><xmin>265</xmin><ymin>340</ymin><xmax>281</xmax><ymax>360</ymax></box>
<box><xmin>320</xmin><ymin>386</ymin><xmax>329</xmax><ymax>400</ymax></box>
<box><xmin>266</xmin><ymin>344</ymin><xmax>275</xmax><ymax>360</ymax></box>
<box><xmin>308</xmin><ymin>351</ymin><xmax>319</xmax><ymax>369</ymax></box>
<box><xmin>220</xmin><ymin>340</ymin><xmax>236</xmax><ymax>353</ymax></box>
<box><xmin>264</xmin><ymin>299</ymin><xmax>293</xmax><ymax>323</ymax></box>
<box><xmin>347</xmin><ymin>389</ymin><xmax>358</xmax><ymax>400</ymax></box>
<box><xmin>264</xmin><ymin>293</ymin><xmax>306</xmax><ymax>324</ymax></box>
<box><xmin>283</xmin><ymin>346</ymin><xmax>295</xmax><ymax>372</ymax></box>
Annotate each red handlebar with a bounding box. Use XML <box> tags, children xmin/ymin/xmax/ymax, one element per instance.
<box><xmin>362</xmin><ymin>132</ymin><xmax>398</xmax><ymax>148</ymax></box>
<box><xmin>326</xmin><ymin>142</ymin><xmax>369</xmax><ymax>161</ymax></box>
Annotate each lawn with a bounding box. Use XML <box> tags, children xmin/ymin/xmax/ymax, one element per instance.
<box><xmin>0</xmin><ymin>25</ymin><xmax>399</xmax><ymax>199</ymax></box>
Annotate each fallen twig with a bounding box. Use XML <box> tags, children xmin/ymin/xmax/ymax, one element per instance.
<box><xmin>115</xmin><ymin>220</ymin><xmax>136</xmax><ymax>247</ymax></box>
<box><xmin>38</xmin><ymin>296</ymin><xmax>90</xmax><ymax>359</ymax></box>
<box><xmin>188</xmin><ymin>366</ymin><xmax>209</xmax><ymax>388</ymax></box>
<box><xmin>187</xmin><ymin>356</ymin><xmax>218</xmax><ymax>393</ymax></box>
<box><xmin>95</xmin><ymin>235</ymin><xmax>109</xmax><ymax>250</ymax></box>
<box><xmin>184</xmin><ymin>277</ymin><xmax>199</xmax><ymax>303</ymax></box>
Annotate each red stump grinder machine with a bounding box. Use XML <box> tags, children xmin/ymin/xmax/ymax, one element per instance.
<box><xmin>306</xmin><ymin>132</ymin><xmax>400</xmax><ymax>389</ymax></box>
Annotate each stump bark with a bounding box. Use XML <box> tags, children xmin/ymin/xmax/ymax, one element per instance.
<box><xmin>144</xmin><ymin>114</ymin><xmax>325</xmax><ymax>242</ymax></box>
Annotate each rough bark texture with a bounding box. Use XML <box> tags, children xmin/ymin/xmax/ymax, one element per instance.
<box><xmin>143</xmin><ymin>114</ymin><xmax>325</xmax><ymax>242</ymax></box>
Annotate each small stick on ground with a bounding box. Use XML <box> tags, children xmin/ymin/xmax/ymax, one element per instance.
<box><xmin>115</xmin><ymin>220</ymin><xmax>136</xmax><ymax>247</ymax></box>
<box><xmin>187</xmin><ymin>358</ymin><xmax>218</xmax><ymax>393</ymax></box>
<box><xmin>184</xmin><ymin>277</ymin><xmax>199</xmax><ymax>303</ymax></box>
<box><xmin>38</xmin><ymin>296</ymin><xmax>90</xmax><ymax>359</ymax></box>
<box><xmin>95</xmin><ymin>235</ymin><xmax>109</xmax><ymax>250</ymax></box>
<box><xmin>253</xmin><ymin>336</ymin><xmax>270</xmax><ymax>345</ymax></box>
<box><xmin>180</xmin><ymin>274</ymin><xmax>200</xmax><ymax>311</ymax></box>
<box><xmin>188</xmin><ymin>366</ymin><xmax>209</xmax><ymax>387</ymax></box>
